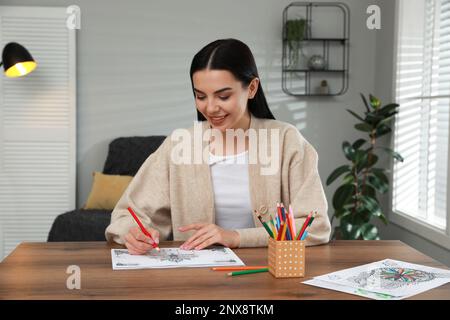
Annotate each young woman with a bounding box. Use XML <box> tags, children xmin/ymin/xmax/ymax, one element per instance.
<box><xmin>105</xmin><ymin>39</ymin><xmax>331</xmax><ymax>255</ymax></box>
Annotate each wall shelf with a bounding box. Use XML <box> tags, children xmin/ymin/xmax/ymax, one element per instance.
<box><xmin>282</xmin><ymin>2</ymin><xmax>350</xmax><ymax>96</ymax></box>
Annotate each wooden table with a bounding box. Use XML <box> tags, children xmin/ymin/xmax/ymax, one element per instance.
<box><xmin>0</xmin><ymin>240</ymin><xmax>449</xmax><ymax>300</ymax></box>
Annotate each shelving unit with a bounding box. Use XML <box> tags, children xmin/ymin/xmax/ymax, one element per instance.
<box><xmin>282</xmin><ymin>2</ymin><xmax>350</xmax><ymax>96</ymax></box>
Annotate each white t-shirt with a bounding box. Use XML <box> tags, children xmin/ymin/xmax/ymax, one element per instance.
<box><xmin>208</xmin><ymin>150</ymin><xmax>254</xmax><ymax>230</ymax></box>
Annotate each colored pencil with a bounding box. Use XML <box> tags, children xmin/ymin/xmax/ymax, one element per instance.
<box><xmin>261</xmin><ymin>219</ymin><xmax>275</xmax><ymax>239</ymax></box>
<box><xmin>277</xmin><ymin>203</ymin><xmax>283</xmax><ymax>224</ymax></box>
<box><xmin>276</xmin><ymin>221</ymin><xmax>285</xmax><ymax>241</ymax></box>
<box><xmin>308</xmin><ymin>212</ymin><xmax>317</xmax><ymax>226</ymax></box>
<box><xmin>296</xmin><ymin>212</ymin><xmax>313</xmax><ymax>240</ymax></box>
<box><xmin>127</xmin><ymin>206</ymin><xmax>160</xmax><ymax>251</ymax></box>
<box><xmin>300</xmin><ymin>230</ymin><xmax>309</xmax><ymax>241</ymax></box>
<box><xmin>281</xmin><ymin>204</ymin><xmax>292</xmax><ymax>240</ymax></box>
<box><xmin>280</xmin><ymin>203</ymin><xmax>287</xmax><ymax>221</ymax></box>
<box><xmin>289</xmin><ymin>205</ymin><xmax>297</xmax><ymax>236</ymax></box>
<box><xmin>273</xmin><ymin>217</ymin><xmax>279</xmax><ymax>238</ymax></box>
<box><xmin>285</xmin><ymin>216</ymin><xmax>291</xmax><ymax>240</ymax></box>
<box><xmin>227</xmin><ymin>268</ymin><xmax>269</xmax><ymax>276</ymax></box>
<box><xmin>268</xmin><ymin>216</ymin><xmax>277</xmax><ymax>236</ymax></box>
<box><xmin>280</xmin><ymin>221</ymin><xmax>288</xmax><ymax>240</ymax></box>
<box><xmin>254</xmin><ymin>210</ymin><xmax>275</xmax><ymax>239</ymax></box>
<box><xmin>286</xmin><ymin>206</ymin><xmax>295</xmax><ymax>241</ymax></box>
<box><xmin>268</xmin><ymin>214</ymin><xmax>276</xmax><ymax>235</ymax></box>
<box><xmin>212</xmin><ymin>266</ymin><xmax>268</xmax><ymax>271</ymax></box>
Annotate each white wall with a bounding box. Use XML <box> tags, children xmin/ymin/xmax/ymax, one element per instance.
<box><xmin>2</xmin><ymin>0</ymin><xmax>378</xmax><ymax>208</ymax></box>
<box><xmin>7</xmin><ymin>0</ymin><xmax>446</xmax><ymax>266</ymax></box>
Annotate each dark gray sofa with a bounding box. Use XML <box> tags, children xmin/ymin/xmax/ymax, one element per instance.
<box><xmin>47</xmin><ymin>135</ymin><xmax>166</xmax><ymax>241</ymax></box>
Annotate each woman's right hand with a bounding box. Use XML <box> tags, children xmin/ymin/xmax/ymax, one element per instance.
<box><xmin>123</xmin><ymin>226</ymin><xmax>160</xmax><ymax>255</ymax></box>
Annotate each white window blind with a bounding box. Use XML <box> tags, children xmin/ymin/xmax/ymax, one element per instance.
<box><xmin>0</xmin><ymin>6</ymin><xmax>76</xmax><ymax>260</ymax></box>
<box><xmin>393</xmin><ymin>0</ymin><xmax>449</xmax><ymax>231</ymax></box>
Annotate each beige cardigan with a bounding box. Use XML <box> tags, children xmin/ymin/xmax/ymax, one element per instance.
<box><xmin>105</xmin><ymin>113</ymin><xmax>331</xmax><ymax>247</ymax></box>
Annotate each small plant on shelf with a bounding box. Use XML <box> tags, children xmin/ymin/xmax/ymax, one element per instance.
<box><xmin>285</xmin><ymin>18</ymin><xmax>307</xmax><ymax>69</ymax></box>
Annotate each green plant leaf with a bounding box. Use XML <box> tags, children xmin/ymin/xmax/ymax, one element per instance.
<box><xmin>355</xmin><ymin>123</ymin><xmax>373</xmax><ymax>132</ymax></box>
<box><xmin>360</xmin><ymin>184</ymin><xmax>376</xmax><ymax>198</ymax></box>
<box><xmin>359</xmin><ymin>195</ymin><xmax>386</xmax><ymax>225</ymax></box>
<box><xmin>352</xmin><ymin>139</ymin><xmax>366</xmax><ymax>150</ymax></box>
<box><xmin>340</xmin><ymin>220</ymin><xmax>362</xmax><ymax>240</ymax></box>
<box><xmin>379</xmin><ymin>212</ymin><xmax>389</xmax><ymax>225</ymax></box>
<box><xmin>332</xmin><ymin>184</ymin><xmax>355</xmax><ymax>210</ymax></box>
<box><xmin>355</xmin><ymin>150</ymin><xmax>369</xmax><ymax>172</ymax></box>
<box><xmin>335</xmin><ymin>207</ymin><xmax>352</xmax><ymax>219</ymax></box>
<box><xmin>347</xmin><ymin>109</ymin><xmax>365</xmax><ymax>122</ymax></box>
<box><xmin>368</xmin><ymin>174</ymin><xmax>389</xmax><ymax>193</ymax></box>
<box><xmin>342</xmin><ymin>173</ymin><xmax>355</xmax><ymax>184</ymax></box>
<box><xmin>366</xmin><ymin>154</ymin><xmax>379</xmax><ymax>169</ymax></box>
<box><xmin>376</xmin><ymin>114</ymin><xmax>396</xmax><ymax>128</ymax></box>
<box><xmin>378</xmin><ymin>103</ymin><xmax>399</xmax><ymax>116</ymax></box>
<box><xmin>352</xmin><ymin>207</ymin><xmax>371</xmax><ymax>225</ymax></box>
<box><xmin>371</xmin><ymin>169</ymin><xmax>392</xmax><ymax>182</ymax></box>
<box><xmin>371</xmin><ymin>168</ymin><xmax>389</xmax><ymax>182</ymax></box>
<box><xmin>360</xmin><ymin>194</ymin><xmax>379</xmax><ymax>207</ymax></box>
<box><xmin>326</xmin><ymin>165</ymin><xmax>351</xmax><ymax>185</ymax></box>
<box><xmin>377</xmin><ymin>147</ymin><xmax>404</xmax><ymax>162</ymax></box>
<box><xmin>365</xmin><ymin>112</ymin><xmax>384</xmax><ymax>126</ymax></box>
<box><xmin>373</xmin><ymin>125</ymin><xmax>391</xmax><ymax>138</ymax></box>
<box><xmin>360</xmin><ymin>223</ymin><xmax>379</xmax><ymax>240</ymax></box>
<box><xmin>342</xmin><ymin>141</ymin><xmax>355</xmax><ymax>161</ymax></box>
<box><xmin>356</xmin><ymin>150</ymin><xmax>378</xmax><ymax>173</ymax></box>
<box><xmin>360</xmin><ymin>93</ymin><xmax>370</xmax><ymax>112</ymax></box>
<box><xmin>369</xmin><ymin>94</ymin><xmax>381</xmax><ymax>109</ymax></box>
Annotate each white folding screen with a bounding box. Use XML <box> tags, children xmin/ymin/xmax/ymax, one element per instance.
<box><xmin>0</xmin><ymin>6</ymin><xmax>76</xmax><ymax>260</ymax></box>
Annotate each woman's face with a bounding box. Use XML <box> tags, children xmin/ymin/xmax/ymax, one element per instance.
<box><xmin>193</xmin><ymin>69</ymin><xmax>259</xmax><ymax>132</ymax></box>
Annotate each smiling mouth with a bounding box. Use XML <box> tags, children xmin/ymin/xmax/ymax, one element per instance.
<box><xmin>210</xmin><ymin>114</ymin><xmax>228</xmax><ymax>123</ymax></box>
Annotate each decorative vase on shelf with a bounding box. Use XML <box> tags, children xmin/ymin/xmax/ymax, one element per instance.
<box><xmin>308</xmin><ymin>55</ymin><xmax>326</xmax><ymax>70</ymax></box>
<box><xmin>318</xmin><ymin>80</ymin><xmax>330</xmax><ymax>95</ymax></box>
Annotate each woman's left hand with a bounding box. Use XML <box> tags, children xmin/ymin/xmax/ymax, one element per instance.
<box><xmin>178</xmin><ymin>223</ymin><xmax>240</xmax><ymax>250</ymax></box>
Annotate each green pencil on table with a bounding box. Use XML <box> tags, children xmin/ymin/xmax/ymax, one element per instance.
<box><xmin>227</xmin><ymin>268</ymin><xmax>269</xmax><ymax>276</ymax></box>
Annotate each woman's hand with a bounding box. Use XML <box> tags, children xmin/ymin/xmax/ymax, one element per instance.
<box><xmin>178</xmin><ymin>223</ymin><xmax>240</xmax><ymax>250</ymax></box>
<box><xmin>122</xmin><ymin>226</ymin><xmax>160</xmax><ymax>255</ymax></box>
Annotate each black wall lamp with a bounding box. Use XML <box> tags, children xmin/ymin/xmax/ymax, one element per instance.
<box><xmin>0</xmin><ymin>42</ymin><xmax>37</xmax><ymax>77</ymax></box>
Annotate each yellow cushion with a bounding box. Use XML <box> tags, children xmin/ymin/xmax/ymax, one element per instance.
<box><xmin>84</xmin><ymin>172</ymin><xmax>133</xmax><ymax>210</ymax></box>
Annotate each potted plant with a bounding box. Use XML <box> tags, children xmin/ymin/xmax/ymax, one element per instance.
<box><xmin>326</xmin><ymin>94</ymin><xmax>404</xmax><ymax>240</ymax></box>
<box><xmin>285</xmin><ymin>18</ymin><xmax>307</xmax><ymax>69</ymax></box>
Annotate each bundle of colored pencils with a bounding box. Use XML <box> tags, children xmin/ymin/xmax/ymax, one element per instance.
<box><xmin>254</xmin><ymin>203</ymin><xmax>317</xmax><ymax>241</ymax></box>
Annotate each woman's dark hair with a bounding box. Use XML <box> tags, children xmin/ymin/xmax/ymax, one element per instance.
<box><xmin>189</xmin><ymin>38</ymin><xmax>275</xmax><ymax>121</ymax></box>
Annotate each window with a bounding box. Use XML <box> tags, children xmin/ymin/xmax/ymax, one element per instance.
<box><xmin>392</xmin><ymin>0</ymin><xmax>450</xmax><ymax>244</ymax></box>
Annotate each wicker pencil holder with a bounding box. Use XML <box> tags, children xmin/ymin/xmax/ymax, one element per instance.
<box><xmin>268</xmin><ymin>237</ymin><xmax>305</xmax><ymax>278</ymax></box>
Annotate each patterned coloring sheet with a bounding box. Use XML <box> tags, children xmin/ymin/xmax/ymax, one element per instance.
<box><xmin>111</xmin><ymin>246</ymin><xmax>245</xmax><ymax>270</ymax></box>
<box><xmin>303</xmin><ymin>259</ymin><xmax>450</xmax><ymax>299</ymax></box>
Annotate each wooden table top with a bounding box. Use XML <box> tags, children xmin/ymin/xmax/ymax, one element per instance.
<box><xmin>0</xmin><ymin>240</ymin><xmax>449</xmax><ymax>300</ymax></box>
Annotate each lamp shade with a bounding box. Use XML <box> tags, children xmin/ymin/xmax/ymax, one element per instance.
<box><xmin>1</xmin><ymin>42</ymin><xmax>37</xmax><ymax>77</ymax></box>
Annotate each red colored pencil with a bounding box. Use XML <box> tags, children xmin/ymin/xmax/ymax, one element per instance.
<box><xmin>127</xmin><ymin>206</ymin><xmax>160</xmax><ymax>251</ymax></box>
<box><xmin>296</xmin><ymin>211</ymin><xmax>313</xmax><ymax>240</ymax></box>
<box><xmin>276</xmin><ymin>221</ymin><xmax>285</xmax><ymax>241</ymax></box>
<box><xmin>277</xmin><ymin>203</ymin><xmax>283</xmax><ymax>223</ymax></box>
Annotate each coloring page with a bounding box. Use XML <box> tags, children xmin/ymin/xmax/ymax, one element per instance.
<box><xmin>111</xmin><ymin>246</ymin><xmax>245</xmax><ymax>270</ymax></box>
